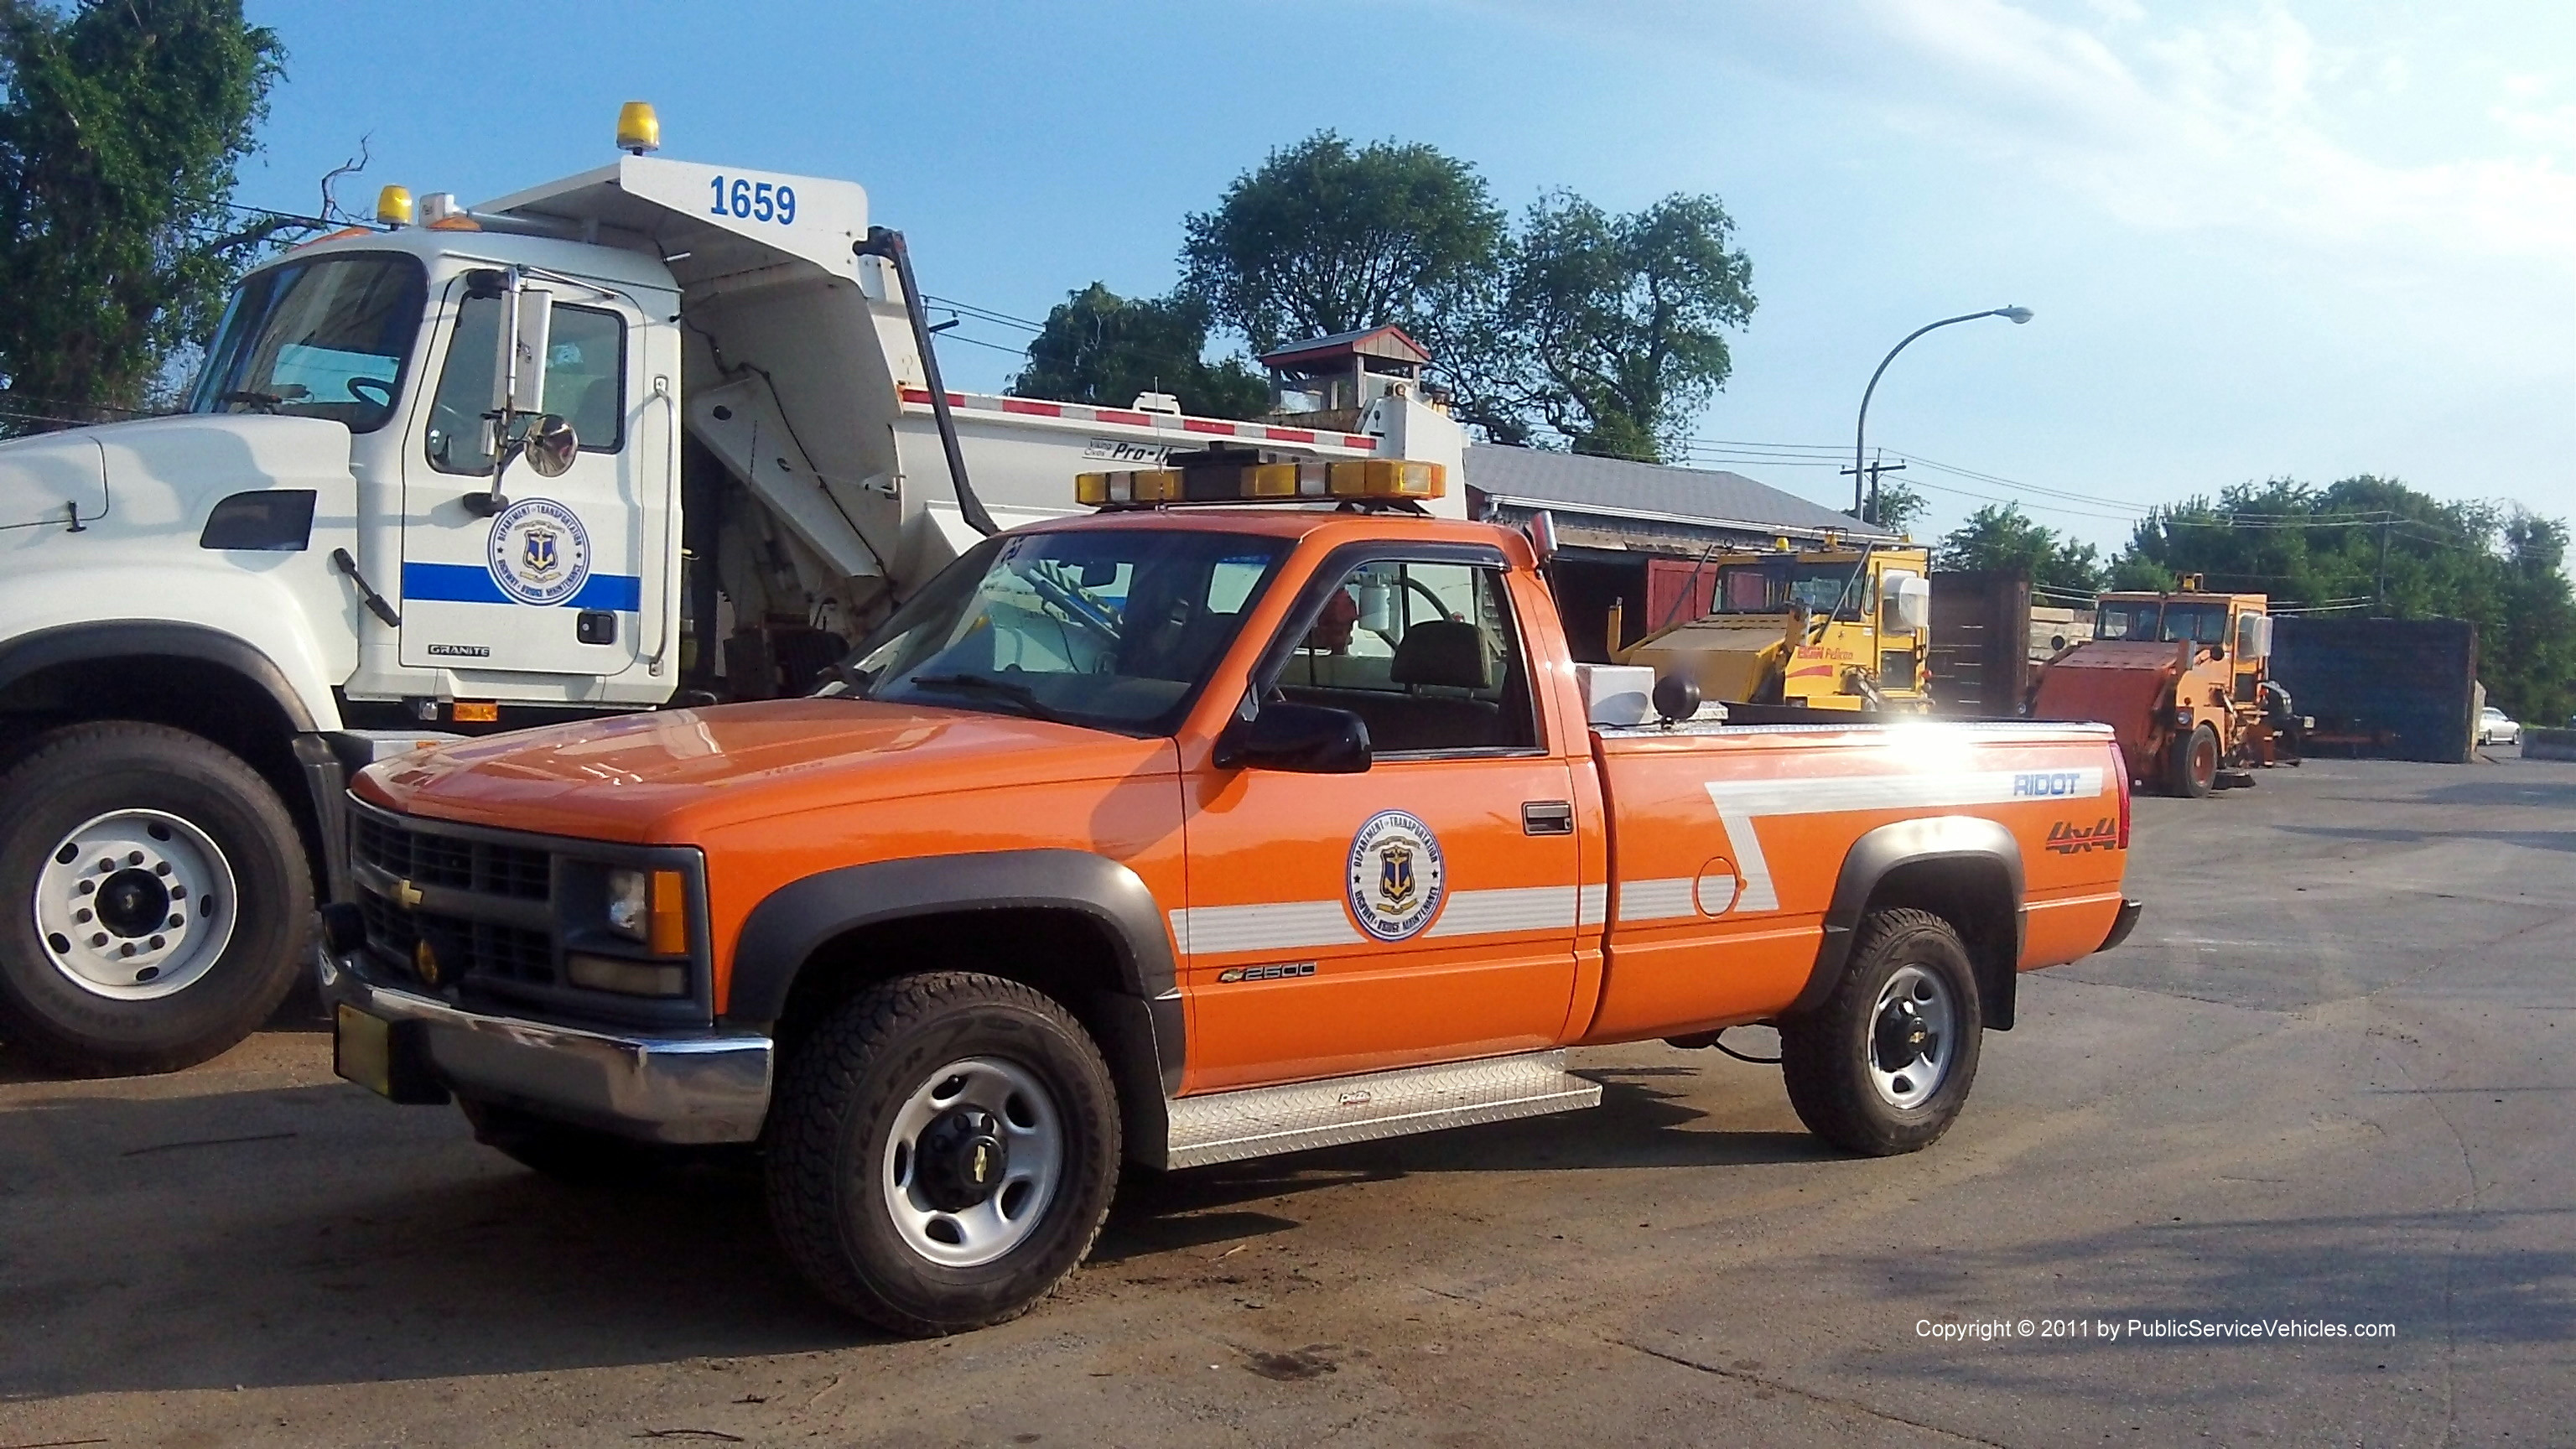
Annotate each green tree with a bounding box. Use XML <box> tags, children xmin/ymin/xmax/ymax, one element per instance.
<box><xmin>1179</xmin><ymin>132</ymin><xmax>1505</xmax><ymax>356</ymax></box>
<box><xmin>1504</xmin><ymin>192</ymin><xmax>1755</xmax><ymax>462</ymax></box>
<box><xmin>0</xmin><ymin>0</ymin><xmax>293</xmax><ymax>426</ymax></box>
<box><xmin>1936</xmin><ymin>503</ymin><xmax>2105</xmax><ymax>593</ymax></box>
<box><xmin>1867</xmin><ymin>476</ymin><xmax>1929</xmax><ymax>537</ymax></box>
<box><xmin>1007</xmin><ymin>283</ymin><xmax>1266</xmax><ymax>420</ymax></box>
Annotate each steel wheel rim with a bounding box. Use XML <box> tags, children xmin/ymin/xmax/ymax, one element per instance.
<box><xmin>32</xmin><ymin>809</ymin><xmax>240</xmax><ymax>1001</ymax></box>
<box><xmin>880</xmin><ymin>1056</ymin><xmax>1064</xmax><ymax>1268</ymax></box>
<box><xmin>1867</xmin><ymin>963</ymin><xmax>1955</xmax><ymax>1110</ymax></box>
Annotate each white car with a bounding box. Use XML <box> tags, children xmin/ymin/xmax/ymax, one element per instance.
<box><xmin>2478</xmin><ymin>706</ymin><xmax>2522</xmax><ymax>745</ymax></box>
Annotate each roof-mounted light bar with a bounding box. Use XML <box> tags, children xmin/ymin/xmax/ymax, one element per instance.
<box><xmin>1076</xmin><ymin>459</ymin><xmax>1445</xmax><ymax>508</ymax></box>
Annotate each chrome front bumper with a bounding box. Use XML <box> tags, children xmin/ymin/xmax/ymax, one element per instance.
<box><xmin>315</xmin><ymin>943</ymin><xmax>772</xmax><ymax>1145</ymax></box>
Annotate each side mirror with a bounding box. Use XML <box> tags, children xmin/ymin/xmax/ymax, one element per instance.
<box><xmin>1213</xmin><ymin>702</ymin><xmax>1371</xmax><ymax>773</ymax></box>
<box><xmin>522</xmin><ymin>414</ymin><xmax>579</xmax><ymax>478</ymax></box>
<box><xmin>489</xmin><ymin>283</ymin><xmax>554</xmax><ymax>420</ymax></box>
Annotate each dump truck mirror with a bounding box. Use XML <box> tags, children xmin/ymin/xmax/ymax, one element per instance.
<box><xmin>522</xmin><ymin>414</ymin><xmax>579</xmax><ymax>478</ymax></box>
<box><xmin>489</xmin><ymin>282</ymin><xmax>554</xmax><ymax>420</ymax></box>
<box><xmin>2235</xmin><ymin>612</ymin><xmax>2272</xmax><ymax>660</ymax></box>
<box><xmin>1213</xmin><ymin>703</ymin><xmax>1371</xmax><ymax>774</ymax></box>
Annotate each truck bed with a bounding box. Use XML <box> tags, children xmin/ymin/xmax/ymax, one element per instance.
<box><xmin>1582</xmin><ymin>718</ymin><xmax>2128</xmax><ymax>1043</ymax></box>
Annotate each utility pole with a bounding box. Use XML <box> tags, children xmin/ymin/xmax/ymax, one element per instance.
<box><xmin>2375</xmin><ymin>514</ymin><xmax>2392</xmax><ymax>614</ymax></box>
<box><xmin>1837</xmin><ymin>457</ymin><xmax>1909</xmax><ymax>528</ymax></box>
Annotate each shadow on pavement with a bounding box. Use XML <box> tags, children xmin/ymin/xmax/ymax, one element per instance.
<box><xmin>0</xmin><ymin>1062</ymin><xmax>1826</xmax><ymax>1400</ymax></box>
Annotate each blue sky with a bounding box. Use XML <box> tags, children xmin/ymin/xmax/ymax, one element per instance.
<box><xmin>237</xmin><ymin>0</ymin><xmax>2574</xmax><ymax>553</ymax></box>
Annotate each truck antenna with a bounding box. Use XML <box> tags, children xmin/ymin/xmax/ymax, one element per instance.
<box><xmin>854</xmin><ymin>228</ymin><xmax>999</xmax><ymax>538</ymax></box>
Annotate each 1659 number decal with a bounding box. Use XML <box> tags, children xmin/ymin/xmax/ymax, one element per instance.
<box><xmin>708</xmin><ymin>174</ymin><xmax>797</xmax><ymax>225</ymax></box>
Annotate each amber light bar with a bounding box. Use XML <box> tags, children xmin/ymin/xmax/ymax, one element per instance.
<box><xmin>1076</xmin><ymin>460</ymin><xmax>1445</xmax><ymax>507</ymax></box>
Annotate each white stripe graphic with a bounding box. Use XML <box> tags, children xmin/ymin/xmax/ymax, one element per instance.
<box><xmin>1577</xmin><ymin>882</ymin><xmax>1608</xmax><ymax>927</ymax></box>
<box><xmin>1617</xmin><ymin>876</ymin><xmax>1699</xmax><ymax>922</ymax></box>
<box><xmin>1426</xmin><ymin>885</ymin><xmax>1580</xmax><ymax>937</ymax></box>
<box><xmin>1708</xmin><ymin>766</ymin><xmax>2103</xmax><ymax>912</ymax></box>
<box><xmin>1169</xmin><ymin>901</ymin><xmax>1363</xmax><ymax>957</ymax></box>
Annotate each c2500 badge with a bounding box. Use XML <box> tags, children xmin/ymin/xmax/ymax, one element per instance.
<box><xmin>1347</xmin><ymin>808</ymin><xmax>1445</xmax><ymax>942</ymax></box>
<box><xmin>486</xmin><ymin>497</ymin><xmax>591</xmax><ymax>606</ymax></box>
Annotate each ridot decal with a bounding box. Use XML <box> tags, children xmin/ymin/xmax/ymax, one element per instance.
<box><xmin>486</xmin><ymin>497</ymin><xmax>591</xmax><ymax>607</ymax></box>
<box><xmin>1347</xmin><ymin>809</ymin><xmax>1446</xmax><ymax>942</ymax></box>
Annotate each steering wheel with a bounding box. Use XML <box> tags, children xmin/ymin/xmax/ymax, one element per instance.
<box><xmin>345</xmin><ymin>377</ymin><xmax>394</xmax><ymax>407</ymax></box>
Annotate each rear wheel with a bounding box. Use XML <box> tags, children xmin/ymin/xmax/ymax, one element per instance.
<box><xmin>0</xmin><ymin>723</ymin><xmax>309</xmax><ymax>1073</ymax></box>
<box><xmin>1780</xmin><ymin>909</ymin><xmax>1984</xmax><ymax>1156</ymax></box>
<box><xmin>2168</xmin><ymin>723</ymin><xmax>2219</xmax><ymax>798</ymax></box>
<box><xmin>766</xmin><ymin>972</ymin><xmax>1119</xmax><ymax>1337</ymax></box>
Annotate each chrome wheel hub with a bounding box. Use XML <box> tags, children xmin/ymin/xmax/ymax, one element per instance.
<box><xmin>882</xmin><ymin>1057</ymin><xmax>1062</xmax><ymax>1268</ymax></box>
<box><xmin>33</xmin><ymin>809</ymin><xmax>238</xmax><ymax>1000</ymax></box>
<box><xmin>1867</xmin><ymin>963</ymin><xmax>1955</xmax><ymax>1110</ymax></box>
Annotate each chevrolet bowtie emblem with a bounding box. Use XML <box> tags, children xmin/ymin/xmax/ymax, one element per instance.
<box><xmin>393</xmin><ymin>879</ymin><xmax>423</xmax><ymax>911</ymax></box>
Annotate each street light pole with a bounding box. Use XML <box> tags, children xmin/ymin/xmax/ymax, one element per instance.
<box><xmin>1853</xmin><ymin>305</ymin><xmax>2033</xmax><ymax>522</ymax></box>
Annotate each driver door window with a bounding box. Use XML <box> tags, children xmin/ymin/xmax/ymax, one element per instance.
<box><xmin>425</xmin><ymin>299</ymin><xmax>626</xmax><ymax>474</ymax></box>
<box><xmin>1275</xmin><ymin>560</ymin><xmax>1539</xmax><ymax>756</ymax></box>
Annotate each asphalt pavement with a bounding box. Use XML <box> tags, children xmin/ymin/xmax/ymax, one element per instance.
<box><xmin>3</xmin><ymin>752</ymin><xmax>2570</xmax><ymax>1447</ymax></box>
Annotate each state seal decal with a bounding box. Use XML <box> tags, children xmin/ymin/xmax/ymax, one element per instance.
<box><xmin>1346</xmin><ymin>809</ymin><xmax>1445</xmax><ymax>942</ymax></box>
<box><xmin>486</xmin><ymin>496</ymin><xmax>590</xmax><ymax>607</ymax></box>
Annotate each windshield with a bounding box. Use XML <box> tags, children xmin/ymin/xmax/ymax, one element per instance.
<box><xmin>2097</xmin><ymin>600</ymin><xmax>2228</xmax><ymax>644</ymax></box>
<box><xmin>188</xmin><ymin>254</ymin><xmax>427</xmax><ymax>434</ymax></box>
<box><xmin>822</xmin><ymin>528</ymin><xmax>1293</xmax><ymax>734</ymax></box>
<box><xmin>1713</xmin><ymin>560</ymin><xmax>1860</xmax><ymax>618</ymax></box>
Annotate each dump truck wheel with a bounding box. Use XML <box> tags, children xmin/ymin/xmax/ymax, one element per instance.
<box><xmin>2168</xmin><ymin>724</ymin><xmax>2219</xmax><ymax>798</ymax></box>
<box><xmin>766</xmin><ymin>971</ymin><xmax>1119</xmax><ymax>1337</ymax></box>
<box><xmin>0</xmin><ymin>722</ymin><xmax>309</xmax><ymax>1075</ymax></box>
<box><xmin>1780</xmin><ymin>908</ymin><xmax>1983</xmax><ymax>1156</ymax></box>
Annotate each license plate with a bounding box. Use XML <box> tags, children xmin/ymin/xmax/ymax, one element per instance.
<box><xmin>335</xmin><ymin>1003</ymin><xmax>394</xmax><ymax>1098</ymax></box>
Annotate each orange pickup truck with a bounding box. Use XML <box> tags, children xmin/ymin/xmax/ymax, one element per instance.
<box><xmin>319</xmin><ymin>471</ymin><xmax>2140</xmax><ymax>1337</ymax></box>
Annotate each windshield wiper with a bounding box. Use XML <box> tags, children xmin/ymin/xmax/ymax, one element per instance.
<box><xmin>903</xmin><ymin>673</ymin><xmax>1068</xmax><ymax>724</ymax></box>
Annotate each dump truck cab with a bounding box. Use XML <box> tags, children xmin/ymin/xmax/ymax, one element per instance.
<box><xmin>1616</xmin><ymin>538</ymin><xmax>1934</xmax><ymax>712</ymax></box>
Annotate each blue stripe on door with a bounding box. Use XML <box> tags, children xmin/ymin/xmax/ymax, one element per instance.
<box><xmin>402</xmin><ymin>562</ymin><xmax>642</xmax><ymax>612</ymax></box>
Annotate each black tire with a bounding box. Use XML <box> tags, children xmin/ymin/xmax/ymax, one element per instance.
<box><xmin>0</xmin><ymin>722</ymin><xmax>309</xmax><ymax>1075</ymax></box>
<box><xmin>1780</xmin><ymin>908</ymin><xmax>1984</xmax><ymax>1156</ymax></box>
<box><xmin>460</xmin><ymin>1098</ymin><xmax>667</xmax><ymax>1187</ymax></box>
<box><xmin>2168</xmin><ymin>723</ymin><xmax>2219</xmax><ymax>798</ymax></box>
<box><xmin>766</xmin><ymin>972</ymin><xmax>1120</xmax><ymax>1337</ymax></box>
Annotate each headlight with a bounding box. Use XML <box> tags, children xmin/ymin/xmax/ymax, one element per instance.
<box><xmin>605</xmin><ymin>868</ymin><xmax>651</xmax><ymax>940</ymax></box>
<box><xmin>600</xmin><ymin>865</ymin><xmax>690</xmax><ymax>956</ymax></box>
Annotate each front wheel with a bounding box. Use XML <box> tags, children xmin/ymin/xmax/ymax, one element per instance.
<box><xmin>765</xmin><ymin>972</ymin><xmax>1120</xmax><ymax>1337</ymax></box>
<box><xmin>0</xmin><ymin>723</ymin><xmax>309</xmax><ymax>1073</ymax></box>
<box><xmin>1780</xmin><ymin>909</ymin><xmax>1984</xmax><ymax>1156</ymax></box>
<box><xmin>2168</xmin><ymin>722</ymin><xmax>2220</xmax><ymax>798</ymax></box>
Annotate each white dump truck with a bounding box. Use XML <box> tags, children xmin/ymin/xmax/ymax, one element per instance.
<box><xmin>0</xmin><ymin>105</ymin><xmax>1466</xmax><ymax>1072</ymax></box>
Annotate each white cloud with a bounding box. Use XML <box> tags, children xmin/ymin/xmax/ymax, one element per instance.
<box><xmin>1493</xmin><ymin>0</ymin><xmax>2576</xmax><ymax>271</ymax></box>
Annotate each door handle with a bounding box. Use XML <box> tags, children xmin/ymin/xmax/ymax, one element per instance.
<box><xmin>1522</xmin><ymin>801</ymin><xmax>1574</xmax><ymax>836</ymax></box>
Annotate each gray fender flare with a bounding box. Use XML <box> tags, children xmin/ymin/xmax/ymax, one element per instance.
<box><xmin>1786</xmin><ymin>815</ymin><xmax>2025</xmax><ymax>1027</ymax></box>
<box><xmin>724</xmin><ymin>849</ymin><xmax>1185</xmax><ymax>1148</ymax></box>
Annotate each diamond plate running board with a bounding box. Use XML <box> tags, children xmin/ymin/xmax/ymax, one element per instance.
<box><xmin>1162</xmin><ymin>1049</ymin><xmax>1601</xmax><ymax>1170</ymax></box>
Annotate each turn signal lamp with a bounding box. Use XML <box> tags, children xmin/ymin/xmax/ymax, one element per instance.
<box><xmin>375</xmin><ymin>184</ymin><xmax>414</xmax><ymax>226</ymax></box>
<box><xmin>1077</xmin><ymin>460</ymin><xmax>1444</xmax><ymax>508</ymax></box>
<box><xmin>618</xmin><ymin>101</ymin><xmax>662</xmax><ymax>155</ymax></box>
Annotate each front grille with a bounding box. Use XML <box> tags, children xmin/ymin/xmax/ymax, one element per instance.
<box><xmin>353</xmin><ymin>813</ymin><xmax>550</xmax><ymax>900</ymax></box>
<box><xmin>359</xmin><ymin>891</ymin><xmax>557</xmax><ymax>986</ymax></box>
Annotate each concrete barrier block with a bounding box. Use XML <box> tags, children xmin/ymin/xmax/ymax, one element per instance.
<box><xmin>2525</xmin><ymin>727</ymin><xmax>2576</xmax><ymax>761</ymax></box>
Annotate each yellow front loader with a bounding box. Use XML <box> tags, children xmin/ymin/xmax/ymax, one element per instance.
<box><xmin>1615</xmin><ymin>539</ymin><xmax>1935</xmax><ymax>713</ymax></box>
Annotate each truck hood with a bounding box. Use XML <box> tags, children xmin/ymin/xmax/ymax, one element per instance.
<box><xmin>355</xmin><ymin>698</ymin><xmax>1165</xmax><ymax>842</ymax></box>
<box><xmin>0</xmin><ymin>413</ymin><xmax>353</xmax><ymax>532</ymax></box>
